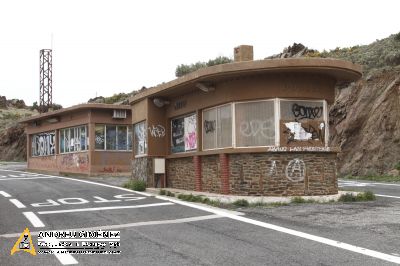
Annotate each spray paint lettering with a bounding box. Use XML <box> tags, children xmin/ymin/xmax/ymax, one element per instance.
<box><xmin>285</xmin><ymin>158</ymin><xmax>305</xmax><ymax>181</ymax></box>
<box><xmin>32</xmin><ymin>132</ymin><xmax>55</xmax><ymax>156</ymax></box>
<box><xmin>148</xmin><ymin>125</ymin><xmax>165</xmax><ymax>138</ymax></box>
<box><xmin>292</xmin><ymin>104</ymin><xmax>323</xmax><ymax>120</ymax></box>
<box><xmin>204</xmin><ymin>120</ymin><xmax>216</xmax><ymax>133</ymax></box>
<box><xmin>268</xmin><ymin>160</ymin><xmax>277</xmax><ymax>176</ymax></box>
<box><xmin>239</xmin><ymin>119</ymin><xmax>274</xmax><ymax>139</ymax></box>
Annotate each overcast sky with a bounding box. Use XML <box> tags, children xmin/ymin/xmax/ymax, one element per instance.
<box><xmin>0</xmin><ymin>0</ymin><xmax>399</xmax><ymax>107</ymax></box>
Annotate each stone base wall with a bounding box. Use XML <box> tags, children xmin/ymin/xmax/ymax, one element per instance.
<box><xmin>28</xmin><ymin>152</ymin><xmax>90</xmax><ymax>174</ymax></box>
<box><xmin>162</xmin><ymin>152</ymin><xmax>337</xmax><ymax>196</ymax></box>
<box><xmin>167</xmin><ymin>157</ymin><xmax>195</xmax><ymax>190</ymax></box>
<box><xmin>132</xmin><ymin>157</ymin><xmax>154</xmax><ymax>186</ymax></box>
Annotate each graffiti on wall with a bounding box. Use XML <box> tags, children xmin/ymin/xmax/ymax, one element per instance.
<box><xmin>285</xmin><ymin>158</ymin><xmax>305</xmax><ymax>181</ymax></box>
<box><xmin>184</xmin><ymin>114</ymin><xmax>197</xmax><ymax>151</ymax></box>
<box><xmin>282</xmin><ymin>121</ymin><xmax>325</xmax><ymax>146</ymax></box>
<box><xmin>148</xmin><ymin>125</ymin><xmax>165</xmax><ymax>138</ymax></box>
<box><xmin>32</xmin><ymin>132</ymin><xmax>55</xmax><ymax>156</ymax></box>
<box><xmin>204</xmin><ymin>120</ymin><xmax>216</xmax><ymax>133</ymax></box>
<box><xmin>239</xmin><ymin>119</ymin><xmax>274</xmax><ymax>139</ymax></box>
<box><xmin>61</xmin><ymin>153</ymin><xmax>89</xmax><ymax>171</ymax></box>
<box><xmin>268</xmin><ymin>160</ymin><xmax>277</xmax><ymax>176</ymax></box>
<box><xmin>292</xmin><ymin>103</ymin><xmax>323</xmax><ymax>120</ymax></box>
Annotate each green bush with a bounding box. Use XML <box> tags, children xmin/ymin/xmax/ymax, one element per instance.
<box><xmin>395</xmin><ymin>162</ymin><xmax>400</xmax><ymax>171</ymax></box>
<box><xmin>177</xmin><ymin>193</ymin><xmax>204</xmax><ymax>202</ymax></box>
<box><xmin>123</xmin><ymin>180</ymin><xmax>146</xmax><ymax>191</ymax></box>
<box><xmin>291</xmin><ymin>196</ymin><xmax>306</xmax><ymax>203</ymax></box>
<box><xmin>166</xmin><ymin>191</ymin><xmax>175</xmax><ymax>197</ymax></box>
<box><xmin>159</xmin><ymin>189</ymin><xmax>166</xmax><ymax>195</ymax></box>
<box><xmin>339</xmin><ymin>191</ymin><xmax>376</xmax><ymax>202</ymax></box>
<box><xmin>233</xmin><ymin>199</ymin><xmax>249</xmax><ymax>207</ymax></box>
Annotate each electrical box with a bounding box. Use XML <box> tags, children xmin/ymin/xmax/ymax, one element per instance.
<box><xmin>154</xmin><ymin>158</ymin><xmax>165</xmax><ymax>174</ymax></box>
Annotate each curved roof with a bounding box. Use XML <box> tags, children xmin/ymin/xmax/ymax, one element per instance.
<box><xmin>19</xmin><ymin>103</ymin><xmax>131</xmax><ymax>123</ymax></box>
<box><xmin>129</xmin><ymin>58</ymin><xmax>362</xmax><ymax>104</ymax></box>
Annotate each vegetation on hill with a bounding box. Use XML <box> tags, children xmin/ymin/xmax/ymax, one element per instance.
<box><xmin>175</xmin><ymin>56</ymin><xmax>232</xmax><ymax>77</ymax></box>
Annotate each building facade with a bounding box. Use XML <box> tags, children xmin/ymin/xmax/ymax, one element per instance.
<box><xmin>22</xmin><ymin>104</ymin><xmax>133</xmax><ymax>175</ymax></box>
<box><xmin>129</xmin><ymin>46</ymin><xmax>362</xmax><ymax>196</ymax></box>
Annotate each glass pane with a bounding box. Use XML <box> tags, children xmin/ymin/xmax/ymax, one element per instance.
<box><xmin>69</xmin><ymin>128</ymin><xmax>75</xmax><ymax>152</ymax></box>
<box><xmin>171</xmin><ymin>117</ymin><xmax>185</xmax><ymax>153</ymax></box>
<box><xmin>280</xmin><ymin>100</ymin><xmax>324</xmax><ymax>122</ymax></box>
<box><xmin>184</xmin><ymin>114</ymin><xmax>197</xmax><ymax>151</ymax></box>
<box><xmin>117</xmin><ymin>126</ymin><xmax>127</xmax><ymax>150</ymax></box>
<box><xmin>95</xmin><ymin>125</ymin><xmax>105</xmax><ymax>150</ymax></box>
<box><xmin>134</xmin><ymin>122</ymin><xmax>146</xmax><ymax>155</ymax></box>
<box><xmin>106</xmin><ymin>125</ymin><xmax>117</xmax><ymax>150</ymax></box>
<box><xmin>235</xmin><ymin>101</ymin><xmax>275</xmax><ymax>147</ymax></box>
<box><xmin>127</xmin><ymin>126</ymin><xmax>132</xmax><ymax>150</ymax></box>
<box><xmin>31</xmin><ymin>132</ymin><xmax>55</xmax><ymax>156</ymax></box>
<box><xmin>80</xmin><ymin>126</ymin><xmax>86</xmax><ymax>150</ymax></box>
<box><xmin>60</xmin><ymin>130</ymin><xmax>65</xmax><ymax>153</ymax></box>
<box><xmin>203</xmin><ymin>108</ymin><xmax>217</xmax><ymax>150</ymax></box>
<box><xmin>217</xmin><ymin>105</ymin><xmax>232</xmax><ymax>148</ymax></box>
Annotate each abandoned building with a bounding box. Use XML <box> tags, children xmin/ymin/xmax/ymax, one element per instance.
<box><xmin>21</xmin><ymin>104</ymin><xmax>132</xmax><ymax>175</ymax></box>
<box><xmin>129</xmin><ymin>45</ymin><xmax>362</xmax><ymax>196</ymax></box>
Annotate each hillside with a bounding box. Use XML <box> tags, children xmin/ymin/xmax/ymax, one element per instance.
<box><xmin>0</xmin><ymin>98</ymin><xmax>38</xmax><ymax>161</ymax></box>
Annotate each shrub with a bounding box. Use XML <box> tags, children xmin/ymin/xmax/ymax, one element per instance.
<box><xmin>166</xmin><ymin>191</ymin><xmax>175</xmax><ymax>197</ymax></box>
<box><xmin>159</xmin><ymin>189</ymin><xmax>166</xmax><ymax>195</ymax></box>
<box><xmin>339</xmin><ymin>191</ymin><xmax>376</xmax><ymax>202</ymax></box>
<box><xmin>395</xmin><ymin>162</ymin><xmax>400</xmax><ymax>171</ymax></box>
<box><xmin>123</xmin><ymin>180</ymin><xmax>146</xmax><ymax>191</ymax></box>
<box><xmin>233</xmin><ymin>199</ymin><xmax>249</xmax><ymax>207</ymax></box>
<box><xmin>291</xmin><ymin>196</ymin><xmax>306</xmax><ymax>203</ymax></box>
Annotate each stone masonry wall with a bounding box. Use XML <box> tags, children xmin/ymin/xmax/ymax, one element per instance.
<box><xmin>167</xmin><ymin>157</ymin><xmax>195</xmax><ymax>190</ymax></box>
<box><xmin>165</xmin><ymin>152</ymin><xmax>338</xmax><ymax>196</ymax></box>
<box><xmin>132</xmin><ymin>157</ymin><xmax>154</xmax><ymax>187</ymax></box>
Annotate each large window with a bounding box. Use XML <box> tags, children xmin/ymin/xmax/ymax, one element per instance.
<box><xmin>95</xmin><ymin>124</ymin><xmax>132</xmax><ymax>151</ymax></box>
<box><xmin>203</xmin><ymin>104</ymin><xmax>232</xmax><ymax>150</ymax></box>
<box><xmin>235</xmin><ymin>100</ymin><xmax>275</xmax><ymax>147</ymax></box>
<box><xmin>32</xmin><ymin>131</ymin><xmax>55</xmax><ymax>157</ymax></box>
<box><xmin>171</xmin><ymin>113</ymin><xmax>197</xmax><ymax>153</ymax></box>
<box><xmin>134</xmin><ymin>121</ymin><xmax>147</xmax><ymax>156</ymax></box>
<box><xmin>60</xmin><ymin>126</ymin><xmax>88</xmax><ymax>153</ymax></box>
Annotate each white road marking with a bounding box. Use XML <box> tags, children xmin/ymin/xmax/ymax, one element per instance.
<box><xmin>375</xmin><ymin>194</ymin><xmax>400</xmax><ymax>199</ymax></box>
<box><xmin>0</xmin><ymin>214</ymin><xmax>222</xmax><ymax>238</ymax></box>
<box><xmin>155</xmin><ymin>195</ymin><xmax>400</xmax><ymax>264</ymax></box>
<box><xmin>23</xmin><ymin>212</ymin><xmax>45</xmax><ymax>227</ymax></box>
<box><xmin>0</xmin><ymin>176</ymin><xmax>54</xmax><ymax>181</ymax></box>
<box><xmin>39</xmin><ymin>237</ymin><xmax>78</xmax><ymax>265</ymax></box>
<box><xmin>0</xmin><ymin>191</ymin><xmax>11</xmax><ymax>197</ymax></box>
<box><xmin>8</xmin><ymin>174</ymin><xmax>22</xmax><ymax>177</ymax></box>
<box><xmin>339</xmin><ymin>180</ymin><xmax>400</xmax><ymax>187</ymax></box>
<box><xmin>2</xmin><ymin>169</ymin><xmax>400</xmax><ymax>263</ymax></box>
<box><xmin>0</xmin><ymin>175</ymin><xmax>7</xmax><ymax>178</ymax></box>
<box><xmin>38</xmin><ymin>202</ymin><xmax>174</xmax><ymax>214</ymax></box>
<box><xmin>9</xmin><ymin>199</ymin><xmax>26</xmax><ymax>208</ymax></box>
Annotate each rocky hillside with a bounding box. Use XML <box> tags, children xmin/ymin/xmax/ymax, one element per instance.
<box><xmin>0</xmin><ymin>97</ymin><xmax>38</xmax><ymax>161</ymax></box>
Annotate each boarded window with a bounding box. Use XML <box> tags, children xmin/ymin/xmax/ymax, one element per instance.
<box><xmin>134</xmin><ymin>121</ymin><xmax>147</xmax><ymax>155</ymax></box>
<box><xmin>31</xmin><ymin>132</ymin><xmax>56</xmax><ymax>157</ymax></box>
<box><xmin>235</xmin><ymin>101</ymin><xmax>275</xmax><ymax>147</ymax></box>
<box><xmin>280</xmin><ymin>100</ymin><xmax>324</xmax><ymax>121</ymax></box>
<box><xmin>203</xmin><ymin>104</ymin><xmax>232</xmax><ymax>150</ymax></box>
<box><xmin>171</xmin><ymin>114</ymin><xmax>197</xmax><ymax>153</ymax></box>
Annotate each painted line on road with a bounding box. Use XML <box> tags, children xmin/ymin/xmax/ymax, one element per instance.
<box><xmin>155</xmin><ymin>195</ymin><xmax>400</xmax><ymax>264</ymax></box>
<box><xmin>339</xmin><ymin>180</ymin><xmax>400</xmax><ymax>187</ymax></box>
<box><xmin>2</xmin><ymin>169</ymin><xmax>399</xmax><ymax>263</ymax></box>
<box><xmin>375</xmin><ymin>194</ymin><xmax>400</xmax><ymax>199</ymax></box>
<box><xmin>9</xmin><ymin>199</ymin><xmax>26</xmax><ymax>208</ymax></box>
<box><xmin>0</xmin><ymin>176</ymin><xmax>54</xmax><ymax>181</ymax></box>
<box><xmin>0</xmin><ymin>191</ymin><xmax>11</xmax><ymax>197</ymax></box>
<box><xmin>37</xmin><ymin>202</ymin><xmax>174</xmax><ymax>214</ymax></box>
<box><xmin>0</xmin><ymin>214</ymin><xmax>222</xmax><ymax>238</ymax></box>
<box><xmin>39</xmin><ymin>237</ymin><xmax>78</xmax><ymax>265</ymax></box>
<box><xmin>23</xmin><ymin>212</ymin><xmax>45</xmax><ymax>227</ymax></box>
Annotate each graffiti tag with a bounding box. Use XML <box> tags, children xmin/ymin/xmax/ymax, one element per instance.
<box><xmin>32</xmin><ymin>132</ymin><xmax>55</xmax><ymax>156</ymax></box>
<box><xmin>285</xmin><ymin>158</ymin><xmax>305</xmax><ymax>181</ymax></box>
<box><xmin>148</xmin><ymin>125</ymin><xmax>165</xmax><ymax>138</ymax></box>
<box><xmin>239</xmin><ymin>119</ymin><xmax>274</xmax><ymax>139</ymax></box>
<box><xmin>292</xmin><ymin>104</ymin><xmax>323</xmax><ymax>120</ymax></box>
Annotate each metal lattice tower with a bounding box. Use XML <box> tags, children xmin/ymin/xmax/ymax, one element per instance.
<box><xmin>39</xmin><ymin>49</ymin><xmax>53</xmax><ymax>113</ymax></box>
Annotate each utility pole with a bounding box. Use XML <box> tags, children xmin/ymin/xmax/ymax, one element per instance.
<box><xmin>39</xmin><ymin>49</ymin><xmax>52</xmax><ymax>113</ymax></box>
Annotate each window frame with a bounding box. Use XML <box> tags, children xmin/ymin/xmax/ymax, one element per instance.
<box><xmin>202</xmin><ymin>103</ymin><xmax>234</xmax><ymax>151</ymax></box>
<box><xmin>59</xmin><ymin>125</ymin><xmax>88</xmax><ymax>154</ymax></box>
<box><xmin>94</xmin><ymin>124</ymin><xmax>133</xmax><ymax>152</ymax></box>
<box><xmin>31</xmin><ymin>131</ymin><xmax>56</xmax><ymax>157</ymax></box>
<box><xmin>170</xmin><ymin>112</ymin><xmax>197</xmax><ymax>154</ymax></box>
<box><xmin>133</xmin><ymin>120</ymin><xmax>147</xmax><ymax>157</ymax></box>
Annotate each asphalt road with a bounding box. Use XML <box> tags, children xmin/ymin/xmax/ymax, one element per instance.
<box><xmin>0</xmin><ymin>169</ymin><xmax>399</xmax><ymax>266</ymax></box>
<box><xmin>339</xmin><ymin>179</ymin><xmax>400</xmax><ymax>200</ymax></box>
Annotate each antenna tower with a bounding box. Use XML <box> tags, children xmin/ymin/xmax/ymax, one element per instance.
<box><xmin>39</xmin><ymin>49</ymin><xmax>53</xmax><ymax>113</ymax></box>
